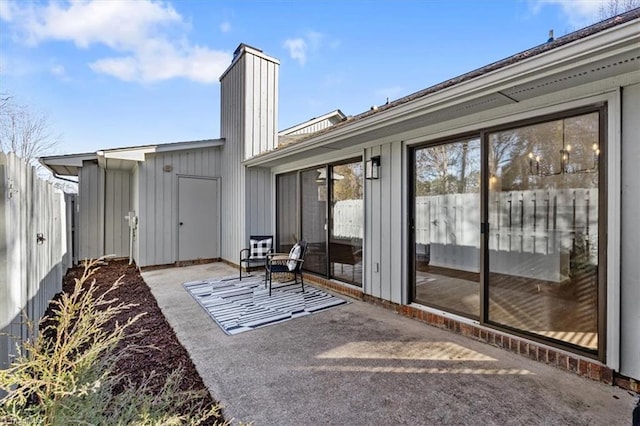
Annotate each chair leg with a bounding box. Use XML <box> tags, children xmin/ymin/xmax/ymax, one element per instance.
<box><xmin>268</xmin><ymin>270</ymin><xmax>272</xmax><ymax>296</ymax></box>
<box><xmin>300</xmin><ymin>273</ymin><xmax>304</xmax><ymax>293</ymax></box>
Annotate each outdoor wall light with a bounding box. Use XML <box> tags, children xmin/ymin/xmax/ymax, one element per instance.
<box><xmin>365</xmin><ymin>155</ymin><xmax>381</xmax><ymax>180</ymax></box>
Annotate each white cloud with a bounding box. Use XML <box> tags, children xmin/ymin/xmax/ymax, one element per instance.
<box><xmin>50</xmin><ymin>64</ymin><xmax>67</xmax><ymax>79</ymax></box>
<box><xmin>0</xmin><ymin>0</ymin><xmax>232</xmax><ymax>84</ymax></box>
<box><xmin>531</xmin><ymin>0</ymin><xmax>608</xmax><ymax>27</ymax></box>
<box><xmin>283</xmin><ymin>38</ymin><xmax>307</xmax><ymax>65</ymax></box>
<box><xmin>283</xmin><ymin>30</ymin><xmax>340</xmax><ymax>66</ymax></box>
<box><xmin>220</xmin><ymin>21</ymin><xmax>231</xmax><ymax>33</ymax></box>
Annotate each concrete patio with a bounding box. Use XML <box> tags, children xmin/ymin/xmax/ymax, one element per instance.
<box><xmin>142</xmin><ymin>262</ymin><xmax>638</xmax><ymax>425</ymax></box>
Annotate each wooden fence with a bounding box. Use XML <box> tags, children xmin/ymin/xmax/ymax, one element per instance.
<box><xmin>0</xmin><ymin>152</ymin><xmax>74</xmax><ymax>370</ymax></box>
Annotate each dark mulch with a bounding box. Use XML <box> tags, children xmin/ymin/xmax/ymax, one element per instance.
<box><xmin>42</xmin><ymin>258</ymin><xmax>224</xmax><ymax>424</ymax></box>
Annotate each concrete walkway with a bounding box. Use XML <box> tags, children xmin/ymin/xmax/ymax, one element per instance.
<box><xmin>142</xmin><ymin>263</ymin><xmax>637</xmax><ymax>425</ymax></box>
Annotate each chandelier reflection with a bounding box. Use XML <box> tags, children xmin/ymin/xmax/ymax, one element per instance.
<box><xmin>528</xmin><ymin>142</ymin><xmax>600</xmax><ymax>177</ymax></box>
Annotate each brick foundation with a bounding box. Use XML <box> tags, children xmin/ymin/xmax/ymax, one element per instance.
<box><xmin>303</xmin><ymin>273</ymin><xmax>639</xmax><ymax>393</ymax></box>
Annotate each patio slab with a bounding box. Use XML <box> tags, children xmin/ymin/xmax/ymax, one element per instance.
<box><xmin>142</xmin><ymin>262</ymin><xmax>638</xmax><ymax>425</ymax></box>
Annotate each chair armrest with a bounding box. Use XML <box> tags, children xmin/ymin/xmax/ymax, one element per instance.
<box><xmin>266</xmin><ymin>252</ymin><xmax>289</xmax><ymax>259</ymax></box>
<box><xmin>240</xmin><ymin>248</ymin><xmax>250</xmax><ymax>259</ymax></box>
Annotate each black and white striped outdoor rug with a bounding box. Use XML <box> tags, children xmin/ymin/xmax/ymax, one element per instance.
<box><xmin>183</xmin><ymin>275</ymin><xmax>349</xmax><ymax>335</ymax></box>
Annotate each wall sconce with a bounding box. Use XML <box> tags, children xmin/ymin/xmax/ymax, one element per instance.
<box><xmin>365</xmin><ymin>155</ymin><xmax>381</xmax><ymax>180</ymax></box>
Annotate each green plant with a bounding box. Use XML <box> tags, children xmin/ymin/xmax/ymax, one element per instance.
<box><xmin>0</xmin><ymin>258</ymin><xmax>223</xmax><ymax>425</ymax></box>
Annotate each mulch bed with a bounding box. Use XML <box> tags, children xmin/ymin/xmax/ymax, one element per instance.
<box><xmin>42</xmin><ymin>258</ymin><xmax>224</xmax><ymax>424</ymax></box>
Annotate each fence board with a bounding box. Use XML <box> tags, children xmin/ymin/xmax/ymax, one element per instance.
<box><xmin>0</xmin><ymin>152</ymin><xmax>74</xmax><ymax>370</ymax></box>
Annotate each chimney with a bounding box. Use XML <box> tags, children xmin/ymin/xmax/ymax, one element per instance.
<box><xmin>220</xmin><ymin>43</ymin><xmax>280</xmax><ymax>160</ymax></box>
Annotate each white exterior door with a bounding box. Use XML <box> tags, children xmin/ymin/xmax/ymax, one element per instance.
<box><xmin>178</xmin><ymin>177</ymin><xmax>220</xmax><ymax>261</ymax></box>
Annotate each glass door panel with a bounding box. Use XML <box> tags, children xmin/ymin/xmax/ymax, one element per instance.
<box><xmin>329</xmin><ymin>161</ymin><xmax>364</xmax><ymax>286</ymax></box>
<box><xmin>487</xmin><ymin>112</ymin><xmax>600</xmax><ymax>351</ymax></box>
<box><xmin>413</xmin><ymin>138</ymin><xmax>481</xmax><ymax>318</ymax></box>
<box><xmin>276</xmin><ymin>172</ymin><xmax>298</xmax><ymax>253</ymax></box>
<box><xmin>301</xmin><ymin>168</ymin><xmax>327</xmax><ymax>275</ymax></box>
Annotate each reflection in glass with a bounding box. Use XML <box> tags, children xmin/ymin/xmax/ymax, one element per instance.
<box><xmin>488</xmin><ymin>112</ymin><xmax>599</xmax><ymax>350</ymax></box>
<box><xmin>301</xmin><ymin>168</ymin><xmax>328</xmax><ymax>275</ymax></box>
<box><xmin>276</xmin><ymin>172</ymin><xmax>298</xmax><ymax>253</ymax></box>
<box><xmin>330</xmin><ymin>161</ymin><xmax>364</xmax><ymax>286</ymax></box>
<box><xmin>413</xmin><ymin>138</ymin><xmax>481</xmax><ymax>318</ymax></box>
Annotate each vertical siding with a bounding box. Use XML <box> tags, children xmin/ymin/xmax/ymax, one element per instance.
<box><xmin>245</xmin><ymin>167</ymin><xmax>272</xmax><ymax>236</ymax></box>
<box><xmin>379</xmin><ymin>143</ymin><xmax>393</xmax><ymax>302</ymax></box>
<box><xmin>244</xmin><ymin>54</ymin><xmax>278</xmax><ymax>159</ymax></box>
<box><xmin>620</xmin><ymin>83</ymin><xmax>640</xmax><ymax>379</ymax></box>
<box><xmin>288</xmin><ymin>117</ymin><xmax>341</xmax><ymax>135</ymax></box>
<box><xmin>104</xmin><ymin>170</ymin><xmax>131</xmax><ymax>257</ymax></box>
<box><xmin>220</xmin><ymin>47</ymin><xmax>279</xmax><ymax>263</ymax></box>
<box><xmin>220</xmin><ymin>55</ymin><xmax>246</xmax><ymax>263</ymax></box>
<box><xmin>131</xmin><ymin>164</ymin><xmax>140</xmax><ymax>264</ymax></box>
<box><xmin>367</xmin><ymin>146</ymin><xmax>382</xmax><ymax>299</ymax></box>
<box><xmin>78</xmin><ymin>161</ymin><xmax>104</xmax><ymax>261</ymax></box>
<box><xmin>390</xmin><ymin>142</ymin><xmax>404</xmax><ymax>304</ymax></box>
<box><xmin>137</xmin><ymin>148</ymin><xmax>222</xmax><ymax>267</ymax></box>
<box><xmin>1</xmin><ymin>153</ymin><xmax>68</xmax><ymax>369</ymax></box>
<box><xmin>365</xmin><ymin>143</ymin><xmax>403</xmax><ymax>303</ymax></box>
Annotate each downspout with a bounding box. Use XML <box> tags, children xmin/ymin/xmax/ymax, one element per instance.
<box><xmin>53</xmin><ymin>173</ymin><xmax>79</xmax><ymax>184</ymax></box>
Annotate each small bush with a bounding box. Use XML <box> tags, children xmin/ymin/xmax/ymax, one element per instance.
<box><xmin>0</xmin><ymin>258</ymin><xmax>224</xmax><ymax>425</ymax></box>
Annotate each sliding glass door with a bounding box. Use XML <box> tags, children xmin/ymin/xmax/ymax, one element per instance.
<box><xmin>329</xmin><ymin>161</ymin><xmax>363</xmax><ymax>286</ymax></box>
<box><xmin>487</xmin><ymin>111</ymin><xmax>601</xmax><ymax>351</ymax></box>
<box><xmin>410</xmin><ymin>107</ymin><xmax>604</xmax><ymax>356</ymax></box>
<box><xmin>413</xmin><ymin>138</ymin><xmax>481</xmax><ymax>318</ymax></box>
<box><xmin>301</xmin><ymin>168</ymin><xmax>328</xmax><ymax>276</ymax></box>
<box><xmin>278</xmin><ymin>158</ymin><xmax>364</xmax><ymax>286</ymax></box>
<box><xmin>276</xmin><ymin>172</ymin><xmax>298</xmax><ymax>253</ymax></box>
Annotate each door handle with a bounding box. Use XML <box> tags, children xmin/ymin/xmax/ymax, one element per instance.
<box><xmin>179</xmin><ymin>222</ymin><xmax>184</xmax><ymax>226</ymax></box>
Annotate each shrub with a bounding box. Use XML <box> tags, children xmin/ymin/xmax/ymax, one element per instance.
<box><xmin>0</xmin><ymin>258</ymin><xmax>224</xmax><ymax>425</ymax></box>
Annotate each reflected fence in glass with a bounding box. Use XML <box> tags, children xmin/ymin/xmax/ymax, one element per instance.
<box><xmin>487</xmin><ymin>111</ymin><xmax>600</xmax><ymax>351</ymax></box>
<box><xmin>413</xmin><ymin>138</ymin><xmax>481</xmax><ymax>318</ymax></box>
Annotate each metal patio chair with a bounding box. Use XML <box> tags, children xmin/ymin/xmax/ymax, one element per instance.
<box><xmin>239</xmin><ymin>235</ymin><xmax>273</xmax><ymax>280</ymax></box>
<box><xmin>265</xmin><ymin>240</ymin><xmax>308</xmax><ymax>296</ymax></box>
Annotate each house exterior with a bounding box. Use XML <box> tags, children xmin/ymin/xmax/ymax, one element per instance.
<box><xmin>41</xmin><ymin>11</ymin><xmax>640</xmax><ymax>388</ymax></box>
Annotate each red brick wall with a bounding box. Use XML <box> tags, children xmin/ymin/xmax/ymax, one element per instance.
<box><xmin>304</xmin><ymin>273</ymin><xmax>639</xmax><ymax>393</ymax></box>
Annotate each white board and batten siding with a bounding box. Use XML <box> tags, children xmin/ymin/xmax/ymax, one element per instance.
<box><xmin>77</xmin><ymin>163</ymin><xmax>131</xmax><ymax>261</ymax></box>
<box><xmin>620</xmin><ymin>82</ymin><xmax>640</xmax><ymax>380</ymax></box>
<box><xmin>284</xmin><ymin>115</ymin><xmax>343</xmax><ymax>136</ymax></box>
<box><xmin>131</xmin><ymin>164</ymin><xmax>140</xmax><ymax>264</ymax></box>
<box><xmin>220</xmin><ymin>45</ymin><xmax>278</xmax><ymax>262</ymax></box>
<box><xmin>136</xmin><ymin>148</ymin><xmax>222</xmax><ymax>267</ymax></box>
<box><xmin>365</xmin><ymin>143</ymin><xmax>404</xmax><ymax>305</ymax></box>
<box><xmin>78</xmin><ymin>161</ymin><xmax>104</xmax><ymax>261</ymax></box>
<box><xmin>245</xmin><ymin>167</ymin><xmax>272</xmax><ymax>237</ymax></box>
<box><xmin>104</xmin><ymin>169</ymin><xmax>131</xmax><ymax>257</ymax></box>
<box><xmin>220</xmin><ymin>54</ymin><xmax>246</xmax><ymax>263</ymax></box>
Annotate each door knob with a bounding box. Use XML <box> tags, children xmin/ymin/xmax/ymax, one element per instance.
<box><xmin>179</xmin><ymin>222</ymin><xmax>184</xmax><ymax>226</ymax></box>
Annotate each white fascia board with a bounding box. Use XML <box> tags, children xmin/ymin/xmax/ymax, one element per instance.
<box><xmin>97</xmin><ymin>139</ymin><xmax>225</xmax><ymax>165</ymax></box>
<box><xmin>39</xmin><ymin>152</ymin><xmax>97</xmax><ymax>176</ymax></box>
<box><xmin>245</xmin><ymin>20</ymin><xmax>639</xmax><ymax>167</ymax></box>
<box><xmin>40</xmin><ymin>152</ymin><xmax>97</xmax><ymax>168</ymax></box>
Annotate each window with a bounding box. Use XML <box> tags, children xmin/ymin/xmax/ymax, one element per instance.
<box><xmin>410</xmin><ymin>107</ymin><xmax>605</xmax><ymax>356</ymax></box>
<box><xmin>487</xmin><ymin>111</ymin><xmax>601</xmax><ymax>351</ymax></box>
<box><xmin>277</xmin><ymin>158</ymin><xmax>364</xmax><ymax>286</ymax></box>
<box><xmin>413</xmin><ymin>138</ymin><xmax>481</xmax><ymax>318</ymax></box>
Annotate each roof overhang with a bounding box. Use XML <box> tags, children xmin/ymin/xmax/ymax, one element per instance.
<box><xmin>279</xmin><ymin>109</ymin><xmax>347</xmax><ymax>136</ymax></box>
<box><xmin>40</xmin><ymin>138</ymin><xmax>225</xmax><ymax>176</ymax></box>
<box><xmin>244</xmin><ymin>17</ymin><xmax>639</xmax><ymax>169</ymax></box>
<box><xmin>39</xmin><ymin>152</ymin><xmax>97</xmax><ymax>177</ymax></box>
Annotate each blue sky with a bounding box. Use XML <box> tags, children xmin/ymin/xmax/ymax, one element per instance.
<box><xmin>0</xmin><ymin>0</ymin><xmax>618</xmax><ymax>155</ymax></box>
